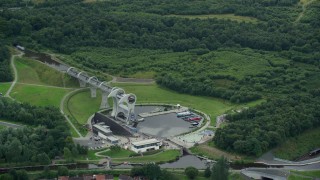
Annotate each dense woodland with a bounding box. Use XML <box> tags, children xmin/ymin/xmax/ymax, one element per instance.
<box><xmin>0</xmin><ymin>44</ymin><xmax>13</xmax><ymax>82</ymax></box>
<box><xmin>0</xmin><ymin>0</ymin><xmax>320</xmax><ymax>156</ymax></box>
<box><xmin>215</xmin><ymin>94</ymin><xmax>320</xmax><ymax>156</ymax></box>
<box><xmin>0</xmin><ymin>98</ymin><xmax>84</xmax><ymax>164</ymax></box>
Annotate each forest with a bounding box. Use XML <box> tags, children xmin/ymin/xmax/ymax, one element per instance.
<box><xmin>0</xmin><ymin>0</ymin><xmax>319</xmax><ymax>156</ymax></box>
<box><xmin>0</xmin><ymin>98</ymin><xmax>84</xmax><ymax>165</ymax></box>
<box><xmin>214</xmin><ymin>94</ymin><xmax>320</xmax><ymax>156</ymax></box>
<box><xmin>0</xmin><ymin>44</ymin><xmax>13</xmax><ymax>82</ymax></box>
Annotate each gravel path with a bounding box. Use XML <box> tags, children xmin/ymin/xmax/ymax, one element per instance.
<box><xmin>5</xmin><ymin>51</ymin><xmax>23</xmax><ymax>98</ymax></box>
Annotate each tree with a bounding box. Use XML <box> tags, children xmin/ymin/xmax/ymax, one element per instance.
<box><xmin>185</xmin><ymin>166</ymin><xmax>199</xmax><ymax>179</ymax></box>
<box><xmin>131</xmin><ymin>166</ymin><xmax>144</xmax><ymax>177</ymax></box>
<box><xmin>211</xmin><ymin>156</ymin><xmax>229</xmax><ymax>180</ymax></box>
<box><xmin>63</xmin><ymin>147</ymin><xmax>73</xmax><ymax>161</ymax></box>
<box><xmin>57</xmin><ymin>166</ymin><xmax>69</xmax><ymax>176</ymax></box>
<box><xmin>36</xmin><ymin>153</ymin><xmax>51</xmax><ymax>165</ymax></box>
<box><xmin>143</xmin><ymin>164</ymin><xmax>162</xmax><ymax>180</ymax></box>
<box><xmin>204</xmin><ymin>166</ymin><xmax>211</xmax><ymax>178</ymax></box>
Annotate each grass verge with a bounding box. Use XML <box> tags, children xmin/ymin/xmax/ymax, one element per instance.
<box><xmin>0</xmin><ymin>82</ymin><xmax>11</xmax><ymax>95</ymax></box>
<box><xmin>291</xmin><ymin>170</ymin><xmax>320</xmax><ymax>178</ymax></box>
<box><xmin>189</xmin><ymin>142</ymin><xmax>253</xmax><ymax>161</ymax></box>
<box><xmin>273</xmin><ymin>127</ymin><xmax>320</xmax><ymax>160</ymax></box>
<box><xmin>100</xmin><ymin>149</ymin><xmax>135</xmax><ymax>158</ymax></box>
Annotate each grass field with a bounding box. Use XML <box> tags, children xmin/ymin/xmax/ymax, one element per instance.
<box><xmin>288</xmin><ymin>175</ymin><xmax>311</xmax><ymax>180</ymax></box>
<box><xmin>78</xmin><ymin>149</ymin><xmax>107</xmax><ymax>160</ymax></box>
<box><xmin>112</xmin><ymin>149</ymin><xmax>180</xmax><ymax>163</ymax></box>
<box><xmin>100</xmin><ymin>149</ymin><xmax>135</xmax><ymax>158</ymax></box>
<box><xmin>15</xmin><ymin>57</ymin><xmax>78</xmax><ymax>87</ymax></box>
<box><xmin>166</xmin><ymin>14</ymin><xmax>258</xmax><ymax>23</ymax></box>
<box><xmin>291</xmin><ymin>170</ymin><xmax>320</xmax><ymax>178</ymax></box>
<box><xmin>0</xmin><ymin>82</ymin><xmax>11</xmax><ymax>95</ymax></box>
<box><xmin>273</xmin><ymin>127</ymin><xmax>320</xmax><ymax>160</ymax></box>
<box><xmin>10</xmin><ymin>84</ymin><xmax>71</xmax><ymax>107</ymax></box>
<box><xmin>67</xmin><ymin>89</ymin><xmax>102</xmax><ymax>124</ymax></box>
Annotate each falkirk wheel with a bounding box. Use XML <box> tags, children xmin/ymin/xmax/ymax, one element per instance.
<box><xmin>108</xmin><ymin>87</ymin><xmax>137</xmax><ymax>124</ymax></box>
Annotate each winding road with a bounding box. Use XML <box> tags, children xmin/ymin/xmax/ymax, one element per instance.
<box><xmin>4</xmin><ymin>51</ymin><xmax>23</xmax><ymax>98</ymax></box>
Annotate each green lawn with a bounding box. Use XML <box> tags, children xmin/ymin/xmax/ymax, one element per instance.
<box><xmin>291</xmin><ymin>170</ymin><xmax>320</xmax><ymax>178</ymax></box>
<box><xmin>67</xmin><ymin>89</ymin><xmax>103</xmax><ymax>125</ymax></box>
<box><xmin>273</xmin><ymin>127</ymin><xmax>320</xmax><ymax>160</ymax></box>
<box><xmin>0</xmin><ymin>82</ymin><xmax>11</xmax><ymax>95</ymax></box>
<box><xmin>78</xmin><ymin>149</ymin><xmax>107</xmax><ymax>160</ymax></box>
<box><xmin>165</xmin><ymin>13</ymin><xmax>258</xmax><ymax>23</ymax></box>
<box><xmin>10</xmin><ymin>84</ymin><xmax>71</xmax><ymax>107</ymax></box>
<box><xmin>100</xmin><ymin>149</ymin><xmax>135</xmax><ymax>158</ymax></box>
<box><xmin>288</xmin><ymin>175</ymin><xmax>312</xmax><ymax>180</ymax></box>
<box><xmin>15</xmin><ymin>57</ymin><xmax>78</xmax><ymax>87</ymax></box>
<box><xmin>112</xmin><ymin>149</ymin><xmax>180</xmax><ymax>163</ymax></box>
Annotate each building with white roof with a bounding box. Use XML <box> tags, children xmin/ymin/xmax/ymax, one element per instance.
<box><xmin>93</xmin><ymin>124</ymin><xmax>112</xmax><ymax>135</ymax></box>
<box><xmin>130</xmin><ymin>138</ymin><xmax>161</xmax><ymax>153</ymax></box>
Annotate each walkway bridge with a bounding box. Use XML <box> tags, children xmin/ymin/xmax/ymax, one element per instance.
<box><xmin>46</xmin><ymin>60</ymin><xmax>136</xmax><ymax>124</ymax></box>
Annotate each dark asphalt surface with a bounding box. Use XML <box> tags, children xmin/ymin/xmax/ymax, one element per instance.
<box><xmin>135</xmin><ymin>106</ymin><xmax>196</xmax><ymax>137</ymax></box>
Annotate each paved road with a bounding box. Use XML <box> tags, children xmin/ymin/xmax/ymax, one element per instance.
<box><xmin>5</xmin><ymin>51</ymin><xmax>23</xmax><ymax>98</ymax></box>
<box><xmin>0</xmin><ymin>121</ymin><xmax>23</xmax><ymax>128</ymax></box>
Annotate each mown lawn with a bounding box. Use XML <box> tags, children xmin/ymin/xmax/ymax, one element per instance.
<box><xmin>77</xmin><ymin>149</ymin><xmax>106</xmax><ymax>161</ymax></box>
<box><xmin>67</xmin><ymin>89</ymin><xmax>103</xmax><ymax>124</ymax></box>
<box><xmin>288</xmin><ymin>175</ymin><xmax>312</xmax><ymax>180</ymax></box>
<box><xmin>10</xmin><ymin>84</ymin><xmax>70</xmax><ymax>107</ymax></box>
<box><xmin>100</xmin><ymin>149</ymin><xmax>135</xmax><ymax>158</ymax></box>
<box><xmin>273</xmin><ymin>127</ymin><xmax>320</xmax><ymax>160</ymax></box>
<box><xmin>0</xmin><ymin>82</ymin><xmax>11</xmax><ymax>95</ymax></box>
<box><xmin>291</xmin><ymin>170</ymin><xmax>320</xmax><ymax>178</ymax></box>
<box><xmin>112</xmin><ymin>149</ymin><xmax>180</xmax><ymax>163</ymax></box>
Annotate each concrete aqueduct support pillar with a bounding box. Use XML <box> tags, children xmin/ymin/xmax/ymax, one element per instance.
<box><xmin>79</xmin><ymin>80</ymin><xmax>87</xmax><ymax>88</ymax></box>
<box><xmin>87</xmin><ymin>76</ymin><xmax>98</xmax><ymax>98</ymax></box>
<box><xmin>90</xmin><ymin>86</ymin><xmax>97</xmax><ymax>98</ymax></box>
<box><xmin>77</xmin><ymin>71</ymin><xmax>89</xmax><ymax>88</ymax></box>
<box><xmin>100</xmin><ymin>91</ymin><xmax>109</xmax><ymax>109</ymax></box>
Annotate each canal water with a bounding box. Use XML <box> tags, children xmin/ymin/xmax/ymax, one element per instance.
<box><xmin>160</xmin><ymin>155</ymin><xmax>210</xmax><ymax>169</ymax></box>
<box><xmin>112</xmin><ymin>155</ymin><xmax>211</xmax><ymax>169</ymax></box>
